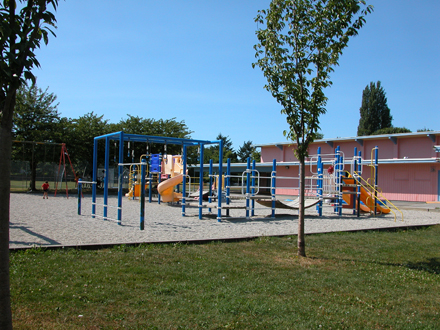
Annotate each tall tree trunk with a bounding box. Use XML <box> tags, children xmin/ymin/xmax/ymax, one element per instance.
<box><xmin>297</xmin><ymin>159</ymin><xmax>306</xmax><ymax>257</ymax></box>
<box><xmin>0</xmin><ymin>105</ymin><xmax>14</xmax><ymax>329</ymax></box>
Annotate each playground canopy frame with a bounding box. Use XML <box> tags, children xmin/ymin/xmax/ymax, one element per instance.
<box><xmin>92</xmin><ymin>131</ymin><xmax>223</xmax><ymax>223</ymax></box>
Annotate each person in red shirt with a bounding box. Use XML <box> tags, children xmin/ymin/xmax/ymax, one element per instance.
<box><xmin>327</xmin><ymin>165</ymin><xmax>334</xmax><ymax>175</ymax></box>
<box><xmin>42</xmin><ymin>181</ymin><xmax>49</xmax><ymax>199</ymax></box>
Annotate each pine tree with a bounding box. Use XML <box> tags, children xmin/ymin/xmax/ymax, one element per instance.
<box><xmin>357</xmin><ymin>81</ymin><xmax>393</xmax><ymax>136</ymax></box>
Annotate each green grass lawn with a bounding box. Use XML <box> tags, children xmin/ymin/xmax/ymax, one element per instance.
<box><xmin>10</xmin><ymin>226</ymin><xmax>440</xmax><ymax>329</ymax></box>
<box><xmin>10</xmin><ymin>180</ymin><xmax>78</xmax><ymax>193</ymax></box>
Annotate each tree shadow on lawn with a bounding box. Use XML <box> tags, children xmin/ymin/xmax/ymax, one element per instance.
<box><xmin>405</xmin><ymin>258</ymin><xmax>440</xmax><ymax>275</ymax></box>
<box><xmin>311</xmin><ymin>255</ymin><xmax>440</xmax><ymax>276</ymax></box>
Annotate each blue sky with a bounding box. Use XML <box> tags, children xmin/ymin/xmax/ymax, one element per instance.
<box><xmin>34</xmin><ymin>0</ymin><xmax>440</xmax><ymax>149</ymax></box>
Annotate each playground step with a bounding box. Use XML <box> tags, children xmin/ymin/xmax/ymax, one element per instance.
<box><xmin>341</xmin><ymin>184</ymin><xmax>358</xmax><ymax>188</ymax></box>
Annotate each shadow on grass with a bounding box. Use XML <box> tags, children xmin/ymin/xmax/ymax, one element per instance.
<box><xmin>405</xmin><ymin>258</ymin><xmax>440</xmax><ymax>274</ymax></box>
<box><xmin>312</xmin><ymin>254</ymin><xmax>440</xmax><ymax>276</ymax></box>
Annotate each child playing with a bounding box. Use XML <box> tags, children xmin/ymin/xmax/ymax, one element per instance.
<box><xmin>42</xmin><ymin>181</ymin><xmax>49</xmax><ymax>199</ymax></box>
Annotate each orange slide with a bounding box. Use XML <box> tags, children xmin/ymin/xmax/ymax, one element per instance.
<box><xmin>157</xmin><ymin>174</ymin><xmax>183</xmax><ymax>202</ymax></box>
<box><xmin>342</xmin><ymin>178</ymin><xmax>390</xmax><ymax>214</ymax></box>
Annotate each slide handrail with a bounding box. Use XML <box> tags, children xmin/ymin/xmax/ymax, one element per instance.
<box><xmin>353</xmin><ymin>171</ymin><xmax>403</xmax><ymax>222</ymax></box>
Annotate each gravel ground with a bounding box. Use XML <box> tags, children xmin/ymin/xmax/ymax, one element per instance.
<box><xmin>9</xmin><ymin>193</ymin><xmax>440</xmax><ymax>249</ymax></box>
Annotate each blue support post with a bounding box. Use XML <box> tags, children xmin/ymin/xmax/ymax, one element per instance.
<box><xmin>77</xmin><ymin>178</ymin><xmax>82</xmax><ymax>215</ymax></box>
<box><xmin>357</xmin><ymin>150</ymin><xmax>362</xmax><ymax>217</ymax></box>
<box><xmin>199</xmin><ymin>145</ymin><xmax>204</xmax><ymax>220</ymax></box>
<box><xmin>338</xmin><ymin>155</ymin><xmax>343</xmax><ymax>216</ymax></box>
<box><xmin>103</xmin><ymin>136</ymin><xmax>110</xmax><ymax>221</ymax></box>
<box><xmin>352</xmin><ymin>147</ymin><xmax>357</xmax><ymax>215</ymax></box>
<box><xmin>92</xmin><ymin>138</ymin><xmax>98</xmax><ymax>218</ymax></box>
<box><xmin>148</xmin><ymin>170</ymin><xmax>153</xmax><ymax>203</ymax></box>
<box><xmin>246</xmin><ymin>157</ymin><xmax>251</xmax><ymax>219</ymax></box>
<box><xmin>208</xmin><ymin>159</ymin><xmax>213</xmax><ymax>213</ymax></box>
<box><xmin>118</xmin><ymin>132</ymin><xmax>124</xmax><ymax>222</ymax></box>
<box><xmin>217</xmin><ymin>139</ymin><xmax>223</xmax><ymax>222</ymax></box>
<box><xmin>271</xmin><ymin>159</ymin><xmax>276</xmax><ymax>218</ymax></box>
<box><xmin>374</xmin><ymin>146</ymin><xmax>379</xmax><ymax>215</ymax></box>
<box><xmin>226</xmin><ymin>158</ymin><xmax>231</xmax><ymax>217</ymax></box>
<box><xmin>251</xmin><ymin>160</ymin><xmax>256</xmax><ymax>216</ymax></box>
<box><xmin>335</xmin><ymin>146</ymin><xmax>342</xmax><ymax>216</ymax></box>
<box><xmin>140</xmin><ymin>159</ymin><xmax>146</xmax><ymax>230</ymax></box>
<box><xmin>182</xmin><ymin>145</ymin><xmax>187</xmax><ymax>217</ymax></box>
<box><xmin>316</xmin><ymin>147</ymin><xmax>323</xmax><ymax>217</ymax></box>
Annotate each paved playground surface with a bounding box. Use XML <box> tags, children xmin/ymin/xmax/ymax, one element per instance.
<box><xmin>9</xmin><ymin>193</ymin><xmax>440</xmax><ymax>249</ymax></box>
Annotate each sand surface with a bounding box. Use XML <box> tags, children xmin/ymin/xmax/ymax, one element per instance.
<box><xmin>9</xmin><ymin>193</ymin><xmax>440</xmax><ymax>249</ymax></box>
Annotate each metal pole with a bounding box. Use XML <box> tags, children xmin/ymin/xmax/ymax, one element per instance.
<box><xmin>103</xmin><ymin>136</ymin><xmax>110</xmax><ymax>221</ymax></box>
<box><xmin>118</xmin><ymin>132</ymin><xmax>124</xmax><ymax>222</ymax></box>
<box><xmin>158</xmin><ymin>155</ymin><xmax>162</xmax><ymax>205</ymax></box>
<box><xmin>182</xmin><ymin>145</ymin><xmax>187</xmax><ymax>217</ymax></box>
<box><xmin>357</xmin><ymin>150</ymin><xmax>362</xmax><ymax>217</ymax></box>
<box><xmin>246</xmin><ymin>157</ymin><xmax>251</xmax><ymax>219</ymax></box>
<box><xmin>271</xmin><ymin>159</ymin><xmax>276</xmax><ymax>218</ymax></box>
<box><xmin>226</xmin><ymin>158</ymin><xmax>231</xmax><ymax>217</ymax></box>
<box><xmin>374</xmin><ymin>146</ymin><xmax>379</xmax><ymax>215</ymax></box>
<box><xmin>92</xmin><ymin>138</ymin><xmax>98</xmax><ymax>218</ymax></box>
<box><xmin>251</xmin><ymin>159</ymin><xmax>256</xmax><ymax>216</ymax></box>
<box><xmin>338</xmin><ymin>154</ymin><xmax>343</xmax><ymax>216</ymax></box>
<box><xmin>140</xmin><ymin>159</ymin><xmax>146</xmax><ymax>230</ymax></box>
<box><xmin>217</xmin><ymin>139</ymin><xmax>223</xmax><ymax>222</ymax></box>
<box><xmin>199</xmin><ymin>145</ymin><xmax>204</xmax><ymax>220</ymax></box>
<box><xmin>148</xmin><ymin>166</ymin><xmax>153</xmax><ymax>203</ymax></box>
<box><xmin>316</xmin><ymin>147</ymin><xmax>322</xmax><ymax>216</ymax></box>
<box><xmin>208</xmin><ymin>159</ymin><xmax>213</xmax><ymax>213</ymax></box>
<box><xmin>353</xmin><ymin>147</ymin><xmax>357</xmax><ymax>215</ymax></box>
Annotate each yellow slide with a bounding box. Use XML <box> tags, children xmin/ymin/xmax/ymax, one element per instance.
<box><xmin>342</xmin><ymin>193</ymin><xmax>371</xmax><ymax>213</ymax></box>
<box><xmin>341</xmin><ymin>178</ymin><xmax>390</xmax><ymax>214</ymax></box>
<box><xmin>358</xmin><ymin>186</ymin><xmax>391</xmax><ymax>214</ymax></box>
<box><xmin>126</xmin><ymin>183</ymin><xmax>150</xmax><ymax>198</ymax></box>
<box><xmin>157</xmin><ymin>174</ymin><xmax>183</xmax><ymax>202</ymax></box>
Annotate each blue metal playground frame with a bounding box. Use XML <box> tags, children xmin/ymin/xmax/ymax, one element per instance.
<box><xmin>91</xmin><ymin>131</ymin><xmax>223</xmax><ymax>225</ymax></box>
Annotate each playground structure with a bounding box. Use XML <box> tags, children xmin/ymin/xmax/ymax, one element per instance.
<box><xmin>87</xmin><ymin>132</ymin><xmax>223</xmax><ymax>228</ymax></box>
<box><xmin>82</xmin><ymin>133</ymin><xmax>402</xmax><ymax>229</ymax></box>
<box><xmin>196</xmin><ymin>145</ymin><xmax>403</xmax><ymax>222</ymax></box>
<box><xmin>125</xmin><ymin>154</ymin><xmax>185</xmax><ymax>202</ymax></box>
<box><xmin>311</xmin><ymin>146</ymin><xmax>402</xmax><ymax>221</ymax></box>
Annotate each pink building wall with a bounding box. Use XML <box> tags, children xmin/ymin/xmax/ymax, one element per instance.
<box><xmin>260</xmin><ymin>133</ymin><xmax>440</xmax><ymax>202</ymax></box>
<box><xmin>378</xmin><ymin>163</ymin><xmax>439</xmax><ymax>202</ymax></box>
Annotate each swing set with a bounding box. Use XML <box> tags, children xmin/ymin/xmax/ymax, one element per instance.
<box><xmin>11</xmin><ymin>140</ymin><xmax>76</xmax><ymax>196</ymax></box>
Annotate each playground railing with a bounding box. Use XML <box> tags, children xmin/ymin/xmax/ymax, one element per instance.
<box><xmin>353</xmin><ymin>171</ymin><xmax>403</xmax><ymax>222</ymax></box>
<box><xmin>309</xmin><ymin>152</ymin><xmax>345</xmax><ymax>175</ymax></box>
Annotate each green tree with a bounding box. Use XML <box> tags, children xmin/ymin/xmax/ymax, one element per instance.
<box><xmin>112</xmin><ymin>115</ymin><xmax>193</xmax><ymax>159</ymax></box>
<box><xmin>237</xmin><ymin>140</ymin><xmax>260</xmax><ymax>162</ymax></box>
<box><xmin>0</xmin><ymin>1</ymin><xmax>59</xmax><ymax>328</ymax></box>
<box><xmin>253</xmin><ymin>0</ymin><xmax>372</xmax><ymax>257</ymax></box>
<box><xmin>12</xmin><ymin>82</ymin><xmax>61</xmax><ymax>190</ymax></box>
<box><xmin>64</xmin><ymin>112</ymin><xmax>110</xmax><ymax>176</ymax></box>
<box><xmin>372</xmin><ymin>127</ymin><xmax>411</xmax><ymax>135</ymax></box>
<box><xmin>204</xmin><ymin>133</ymin><xmax>237</xmax><ymax>164</ymax></box>
<box><xmin>357</xmin><ymin>81</ymin><xmax>392</xmax><ymax>136</ymax></box>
